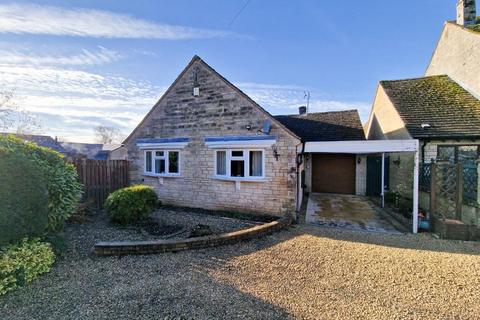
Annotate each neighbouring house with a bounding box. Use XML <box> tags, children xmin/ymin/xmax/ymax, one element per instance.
<box><xmin>60</xmin><ymin>142</ymin><xmax>127</xmax><ymax>160</ymax></box>
<box><xmin>365</xmin><ymin>0</ymin><xmax>480</xmax><ymax>229</ymax></box>
<box><xmin>1</xmin><ymin>133</ymin><xmax>68</xmax><ymax>155</ymax></box>
<box><xmin>124</xmin><ymin>56</ymin><xmax>368</xmax><ymax>217</ymax></box>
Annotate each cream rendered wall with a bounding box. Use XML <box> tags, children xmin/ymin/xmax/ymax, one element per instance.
<box><xmin>365</xmin><ymin>85</ymin><xmax>412</xmax><ymax>140</ymax></box>
<box><xmin>426</xmin><ymin>22</ymin><xmax>480</xmax><ymax>97</ymax></box>
<box><xmin>366</xmin><ymin>85</ymin><xmax>413</xmax><ymax>198</ymax></box>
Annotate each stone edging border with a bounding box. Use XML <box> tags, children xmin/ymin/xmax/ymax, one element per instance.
<box><xmin>94</xmin><ymin>214</ymin><xmax>292</xmax><ymax>256</ymax></box>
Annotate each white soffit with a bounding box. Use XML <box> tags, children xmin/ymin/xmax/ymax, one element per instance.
<box><xmin>304</xmin><ymin>140</ymin><xmax>419</xmax><ymax>154</ymax></box>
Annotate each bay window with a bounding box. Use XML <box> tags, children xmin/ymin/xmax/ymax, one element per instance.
<box><xmin>144</xmin><ymin>150</ymin><xmax>180</xmax><ymax>176</ymax></box>
<box><xmin>215</xmin><ymin>149</ymin><xmax>264</xmax><ymax>179</ymax></box>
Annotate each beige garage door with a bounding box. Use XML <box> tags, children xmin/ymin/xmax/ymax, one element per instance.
<box><xmin>312</xmin><ymin>154</ymin><xmax>356</xmax><ymax>194</ymax></box>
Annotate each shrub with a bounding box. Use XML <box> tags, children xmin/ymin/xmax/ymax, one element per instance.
<box><xmin>0</xmin><ymin>135</ymin><xmax>83</xmax><ymax>231</ymax></box>
<box><xmin>0</xmin><ymin>149</ymin><xmax>49</xmax><ymax>246</ymax></box>
<box><xmin>0</xmin><ymin>238</ymin><xmax>55</xmax><ymax>296</ymax></box>
<box><xmin>105</xmin><ymin>185</ymin><xmax>158</xmax><ymax>224</ymax></box>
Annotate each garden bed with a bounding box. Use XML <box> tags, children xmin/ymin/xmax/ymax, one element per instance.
<box><xmin>70</xmin><ymin>206</ymin><xmax>262</xmax><ymax>245</ymax></box>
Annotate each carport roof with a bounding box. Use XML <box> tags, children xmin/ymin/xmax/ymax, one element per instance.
<box><xmin>274</xmin><ymin>110</ymin><xmax>365</xmax><ymax>142</ymax></box>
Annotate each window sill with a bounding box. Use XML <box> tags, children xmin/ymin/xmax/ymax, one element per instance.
<box><xmin>143</xmin><ymin>173</ymin><xmax>182</xmax><ymax>178</ymax></box>
<box><xmin>211</xmin><ymin>176</ymin><xmax>267</xmax><ymax>183</ymax></box>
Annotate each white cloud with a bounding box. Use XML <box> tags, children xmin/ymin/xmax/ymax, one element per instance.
<box><xmin>0</xmin><ymin>46</ymin><xmax>122</xmax><ymax>66</ymax></box>
<box><xmin>0</xmin><ymin>3</ymin><xmax>231</xmax><ymax>39</ymax></box>
<box><xmin>0</xmin><ymin>61</ymin><xmax>163</xmax><ymax>142</ymax></box>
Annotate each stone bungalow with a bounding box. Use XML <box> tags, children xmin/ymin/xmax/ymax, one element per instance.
<box><xmin>124</xmin><ymin>56</ymin><xmax>366</xmax><ymax>217</ymax></box>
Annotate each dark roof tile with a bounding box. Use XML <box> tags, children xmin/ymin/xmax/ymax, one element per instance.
<box><xmin>274</xmin><ymin>110</ymin><xmax>365</xmax><ymax>142</ymax></box>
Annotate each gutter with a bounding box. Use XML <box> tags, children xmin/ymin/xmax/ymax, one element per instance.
<box><xmin>294</xmin><ymin>141</ymin><xmax>306</xmax><ymax>221</ymax></box>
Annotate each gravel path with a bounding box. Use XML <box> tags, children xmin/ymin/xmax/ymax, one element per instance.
<box><xmin>1</xmin><ymin>217</ymin><xmax>480</xmax><ymax>319</ymax></box>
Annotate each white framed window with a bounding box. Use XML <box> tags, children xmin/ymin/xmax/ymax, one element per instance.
<box><xmin>144</xmin><ymin>150</ymin><xmax>180</xmax><ymax>176</ymax></box>
<box><xmin>215</xmin><ymin>149</ymin><xmax>265</xmax><ymax>180</ymax></box>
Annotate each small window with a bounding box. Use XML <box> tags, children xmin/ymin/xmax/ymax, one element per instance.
<box><xmin>214</xmin><ymin>149</ymin><xmax>264</xmax><ymax>179</ymax></box>
<box><xmin>145</xmin><ymin>151</ymin><xmax>152</xmax><ymax>173</ymax></box>
<box><xmin>155</xmin><ymin>158</ymin><xmax>165</xmax><ymax>174</ymax></box>
<box><xmin>249</xmin><ymin>151</ymin><xmax>263</xmax><ymax>177</ymax></box>
<box><xmin>144</xmin><ymin>150</ymin><xmax>180</xmax><ymax>175</ymax></box>
<box><xmin>169</xmin><ymin>151</ymin><xmax>179</xmax><ymax>174</ymax></box>
<box><xmin>458</xmin><ymin>146</ymin><xmax>478</xmax><ymax>163</ymax></box>
<box><xmin>231</xmin><ymin>160</ymin><xmax>245</xmax><ymax>177</ymax></box>
<box><xmin>437</xmin><ymin>145</ymin><xmax>479</xmax><ymax>164</ymax></box>
<box><xmin>437</xmin><ymin>146</ymin><xmax>455</xmax><ymax>163</ymax></box>
<box><xmin>216</xmin><ymin>151</ymin><xmax>227</xmax><ymax>176</ymax></box>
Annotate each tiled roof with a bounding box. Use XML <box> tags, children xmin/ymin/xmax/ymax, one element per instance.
<box><xmin>380</xmin><ymin>75</ymin><xmax>480</xmax><ymax>139</ymax></box>
<box><xmin>1</xmin><ymin>133</ymin><xmax>67</xmax><ymax>154</ymax></box>
<box><xmin>274</xmin><ymin>110</ymin><xmax>365</xmax><ymax>142</ymax></box>
<box><xmin>60</xmin><ymin>142</ymin><xmax>103</xmax><ymax>159</ymax></box>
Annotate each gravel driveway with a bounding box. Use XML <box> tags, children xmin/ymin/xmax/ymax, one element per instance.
<box><xmin>1</xmin><ymin>214</ymin><xmax>480</xmax><ymax>320</ymax></box>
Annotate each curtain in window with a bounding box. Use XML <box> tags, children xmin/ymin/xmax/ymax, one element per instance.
<box><xmin>250</xmin><ymin>151</ymin><xmax>262</xmax><ymax>176</ymax></box>
<box><xmin>216</xmin><ymin>151</ymin><xmax>226</xmax><ymax>175</ymax></box>
<box><xmin>145</xmin><ymin>151</ymin><xmax>152</xmax><ymax>172</ymax></box>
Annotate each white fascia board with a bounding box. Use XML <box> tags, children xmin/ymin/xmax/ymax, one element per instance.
<box><xmin>137</xmin><ymin>142</ymin><xmax>189</xmax><ymax>149</ymax></box>
<box><xmin>205</xmin><ymin>139</ymin><xmax>276</xmax><ymax>149</ymax></box>
<box><xmin>304</xmin><ymin>140</ymin><xmax>419</xmax><ymax>154</ymax></box>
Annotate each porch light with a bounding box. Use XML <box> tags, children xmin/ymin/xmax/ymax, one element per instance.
<box><xmin>272</xmin><ymin>145</ymin><xmax>280</xmax><ymax>161</ymax></box>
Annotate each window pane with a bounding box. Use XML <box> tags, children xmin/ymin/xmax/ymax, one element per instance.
<box><xmin>437</xmin><ymin>146</ymin><xmax>455</xmax><ymax>163</ymax></box>
<box><xmin>458</xmin><ymin>146</ymin><xmax>478</xmax><ymax>163</ymax></box>
<box><xmin>249</xmin><ymin>151</ymin><xmax>263</xmax><ymax>177</ymax></box>
<box><xmin>231</xmin><ymin>150</ymin><xmax>243</xmax><ymax>157</ymax></box>
<box><xmin>230</xmin><ymin>160</ymin><xmax>245</xmax><ymax>177</ymax></box>
<box><xmin>155</xmin><ymin>159</ymin><xmax>165</xmax><ymax>174</ymax></box>
<box><xmin>216</xmin><ymin>151</ymin><xmax>226</xmax><ymax>175</ymax></box>
<box><xmin>156</xmin><ymin>151</ymin><xmax>164</xmax><ymax>157</ymax></box>
<box><xmin>168</xmin><ymin>151</ymin><xmax>179</xmax><ymax>173</ymax></box>
<box><xmin>145</xmin><ymin>151</ymin><xmax>152</xmax><ymax>172</ymax></box>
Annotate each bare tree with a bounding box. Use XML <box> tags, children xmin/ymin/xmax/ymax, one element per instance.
<box><xmin>94</xmin><ymin>125</ymin><xmax>124</xmax><ymax>144</ymax></box>
<box><xmin>0</xmin><ymin>90</ymin><xmax>42</xmax><ymax>134</ymax></box>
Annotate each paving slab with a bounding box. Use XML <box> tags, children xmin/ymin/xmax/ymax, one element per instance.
<box><xmin>306</xmin><ymin>193</ymin><xmax>402</xmax><ymax>234</ymax></box>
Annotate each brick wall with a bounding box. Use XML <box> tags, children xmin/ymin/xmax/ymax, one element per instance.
<box><xmin>125</xmin><ymin>58</ymin><xmax>300</xmax><ymax>216</ymax></box>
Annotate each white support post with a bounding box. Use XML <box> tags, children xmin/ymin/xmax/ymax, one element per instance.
<box><xmin>381</xmin><ymin>152</ymin><xmax>385</xmax><ymax>208</ymax></box>
<box><xmin>412</xmin><ymin>149</ymin><xmax>419</xmax><ymax>234</ymax></box>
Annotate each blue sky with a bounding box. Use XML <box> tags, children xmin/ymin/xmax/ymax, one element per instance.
<box><xmin>0</xmin><ymin>0</ymin><xmax>456</xmax><ymax>142</ymax></box>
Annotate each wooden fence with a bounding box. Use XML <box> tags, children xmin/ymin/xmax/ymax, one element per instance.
<box><xmin>72</xmin><ymin>159</ymin><xmax>129</xmax><ymax>208</ymax></box>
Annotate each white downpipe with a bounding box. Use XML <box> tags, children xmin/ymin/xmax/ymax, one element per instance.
<box><xmin>412</xmin><ymin>149</ymin><xmax>419</xmax><ymax>234</ymax></box>
<box><xmin>381</xmin><ymin>152</ymin><xmax>385</xmax><ymax>208</ymax></box>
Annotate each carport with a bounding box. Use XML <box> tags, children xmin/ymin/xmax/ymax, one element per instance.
<box><xmin>303</xmin><ymin>139</ymin><xmax>420</xmax><ymax>233</ymax></box>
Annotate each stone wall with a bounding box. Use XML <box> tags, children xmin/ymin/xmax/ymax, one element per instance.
<box><xmin>426</xmin><ymin>22</ymin><xmax>480</xmax><ymax>97</ymax></box>
<box><xmin>124</xmin><ymin>58</ymin><xmax>300</xmax><ymax>216</ymax></box>
<box><xmin>355</xmin><ymin>155</ymin><xmax>367</xmax><ymax>196</ymax></box>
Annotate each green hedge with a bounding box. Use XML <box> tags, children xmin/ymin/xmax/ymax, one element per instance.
<box><xmin>105</xmin><ymin>185</ymin><xmax>158</xmax><ymax>224</ymax></box>
<box><xmin>0</xmin><ymin>238</ymin><xmax>55</xmax><ymax>296</ymax></box>
<box><xmin>0</xmin><ymin>150</ymin><xmax>49</xmax><ymax>246</ymax></box>
<box><xmin>0</xmin><ymin>135</ymin><xmax>83</xmax><ymax>231</ymax></box>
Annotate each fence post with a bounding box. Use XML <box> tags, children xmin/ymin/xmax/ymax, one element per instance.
<box><xmin>455</xmin><ymin>163</ymin><xmax>463</xmax><ymax>221</ymax></box>
<box><xmin>430</xmin><ymin>162</ymin><xmax>437</xmax><ymax>219</ymax></box>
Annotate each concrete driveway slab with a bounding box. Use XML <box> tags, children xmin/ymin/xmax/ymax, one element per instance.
<box><xmin>306</xmin><ymin>193</ymin><xmax>402</xmax><ymax>234</ymax></box>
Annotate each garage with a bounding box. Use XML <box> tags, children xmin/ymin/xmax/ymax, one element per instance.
<box><xmin>311</xmin><ymin>153</ymin><xmax>356</xmax><ymax>194</ymax></box>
